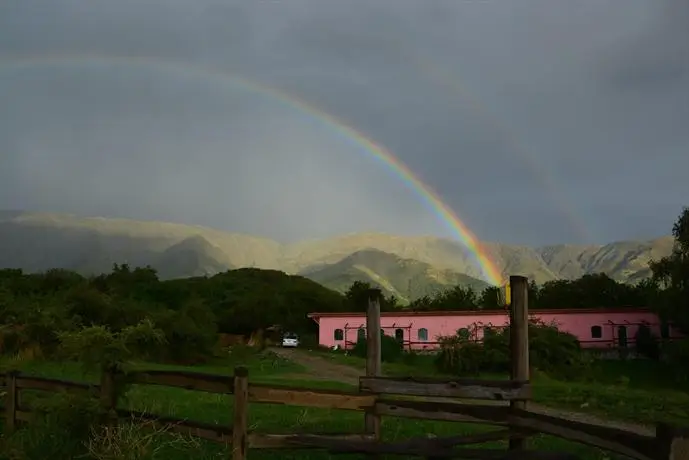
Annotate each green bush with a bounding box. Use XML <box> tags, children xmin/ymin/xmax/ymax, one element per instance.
<box><xmin>662</xmin><ymin>339</ymin><xmax>689</xmax><ymax>382</ymax></box>
<box><xmin>0</xmin><ymin>393</ymin><xmax>200</xmax><ymax>460</ymax></box>
<box><xmin>435</xmin><ymin>320</ymin><xmax>588</xmax><ymax>379</ymax></box>
<box><xmin>296</xmin><ymin>333</ymin><xmax>320</xmax><ymax>350</ymax></box>
<box><xmin>435</xmin><ymin>336</ymin><xmax>487</xmax><ymax>375</ymax></box>
<box><xmin>527</xmin><ymin>319</ymin><xmax>586</xmax><ymax>379</ymax></box>
<box><xmin>635</xmin><ymin>323</ymin><xmax>660</xmax><ymax>360</ymax></box>
<box><xmin>401</xmin><ymin>351</ymin><xmax>420</xmax><ymax>366</ymax></box>
<box><xmin>351</xmin><ymin>333</ymin><xmax>404</xmax><ymax>363</ymax></box>
<box><xmin>0</xmin><ymin>393</ymin><xmax>101</xmax><ymax>459</ymax></box>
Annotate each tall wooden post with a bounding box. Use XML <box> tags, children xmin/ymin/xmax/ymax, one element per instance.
<box><xmin>508</xmin><ymin>275</ymin><xmax>529</xmax><ymax>451</ymax></box>
<box><xmin>232</xmin><ymin>366</ymin><xmax>249</xmax><ymax>460</ymax></box>
<box><xmin>365</xmin><ymin>288</ymin><xmax>382</xmax><ymax>446</ymax></box>
<box><xmin>99</xmin><ymin>365</ymin><xmax>117</xmax><ymax>427</ymax></box>
<box><xmin>4</xmin><ymin>371</ymin><xmax>18</xmax><ymax>434</ymax></box>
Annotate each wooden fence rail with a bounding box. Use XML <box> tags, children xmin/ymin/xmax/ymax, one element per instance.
<box><xmin>1</xmin><ymin>277</ymin><xmax>688</xmax><ymax>459</ymax></box>
<box><xmin>1</xmin><ymin>366</ymin><xmax>687</xmax><ymax>459</ymax></box>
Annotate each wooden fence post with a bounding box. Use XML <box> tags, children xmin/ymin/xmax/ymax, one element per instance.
<box><xmin>99</xmin><ymin>365</ymin><xmax>117</xmax><ymax>427</ymax></box>
<box><xmin>365</xmin><ymin>288</ymin><xmax>382</xmax><ymax>447</ymax></box>
<box><xmin>232</xmin><ymin>366</ymin><xmax>249</xmax><ymax>460</ymax></box>
<box><xmin>508</xmin><ymin>275</ymin><xmax>529</xmax><ymax>451</ymax></box>
<box><xmin>4</xmin><ymin>370</ymin><xmax>18</xmax><ymax>434</ymax></box>
<box><xmin>657</xmin><ymin>423</ymin><xmax>689</xmax><ymax>460</ymax></box>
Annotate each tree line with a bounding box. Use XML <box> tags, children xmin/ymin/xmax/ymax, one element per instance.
<box><xmin>0</xmin><ymin>266</ymin><xmax>347</xmax><ymax>363</ymax></box>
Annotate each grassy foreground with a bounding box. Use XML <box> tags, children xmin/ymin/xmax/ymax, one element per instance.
<box><xmin>1</xmin><ymin>350</ymin><xmax>688</xmax><ymax>459</ymax></box>
<box><xmin>307</xmin><ymin>348</ymin><xmax>689</xmax><ymax>426</ymax></box>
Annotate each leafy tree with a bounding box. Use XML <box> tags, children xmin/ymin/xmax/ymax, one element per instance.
<box><xmin>0</xmin><ymin>265</ymin><xmax>347</xmax><ymax>364</ymax></box>
<box><xmin>407</xmin><ymin>285</ymin><xmax>479</xmax><ymax>311</ymax></box>
<box><xmin>530</xmin><ymin>273</ymin><xmax>647</xmax><ymax>310</ymax></box>
<box><xmin>343</xmin><ymin>281</ymin><xmax>397</xmax><ymax>311</ymax></box>
<box><xmin>352</xmin><ymin>333</ymin><xmax>404</xmax><ymax>363</ymax></box>
<box><xmin>650</xmin><ymin>207</ymin><xmax>689</xmax><ymax>334</ymax></box>
<box><xmin>479</xmin><ymin>286</ymin><xmax>501</xmax><ymax>309</ymax></box>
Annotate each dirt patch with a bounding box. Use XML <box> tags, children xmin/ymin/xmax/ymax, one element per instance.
<box><xmin>270</xmin><ymin>347</ymin><xmax>654</xmax><ymax>436</ymax></box>
<box><xmin>271</xmin><ymin>347</ymin><xmax>362</xmax><ymax>384</ymax></box>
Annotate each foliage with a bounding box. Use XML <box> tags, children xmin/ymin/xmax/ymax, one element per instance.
<box><xmin>662</xmin><ymin>339</ymin><xmax>689</xmax><ymax>382</ymax></box>
<box><xmin>634</xmin><ymin>323</ymin><xmax>660</xmax><ymax>360</ymax></box>
<box><xmin>0</xmin><ymin>393</ymin><xmax>102</xmax><ymax>460</ymax></box>
<box><xmin>0</xmin><ymin>394</ymin><xmax>201</xmax><ymax>460</ymax></box>
<box><xmin>526</xmin><ymin>319</ymin><xmax>588</xmax><ymax>379</ymax></box>
<box><xmin>57</xmin><ymin>320</ymin><xmax>167</xmax><ymax>370</ymax></box>
<box><xmin>409</xmin><ymin>285</ymin><xmax>479</xmax><ymax>311</ymax></box>
<box><xmin>351</xmin><ymin>332</ymin><xmax>404</xmax><ymax>363</ymax></box>
<box><xmin>650</xmin><ymin>207</ymin><xmax>689</xmax><ymax>334</ymax></box>
<box><xmin>435</xmin><ymin>320</ymin><xmax>588</xmax><ymax>379</ymax></box>
<box><xmin>0</xmin><ymin>264</ymin><xmax>349</xmax><ymax>365</ymax></box>
<box><xmin>342</xmin><ymin>272</ymin><xmax>659</xmax><ymax>312</ymax></box>
<box><xmin>343</xmin><ymin>281</ymin><xmax>399</xmax><ymax>312</ymax></box>
<box><xmin>403</xmin><ymin>272</ymin><xmax>655</xmax><ymax>311</ymax></box>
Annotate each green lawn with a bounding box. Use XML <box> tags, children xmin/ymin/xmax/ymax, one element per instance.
<box><xmin>308</xmin><ymin>348</ymin><xmax>689</xmax><ymax>426</ymax></box>
<box><xmin>2</xmin><ymin>350</ymin><xmax>687</xmax><ymax>459</ymax></box>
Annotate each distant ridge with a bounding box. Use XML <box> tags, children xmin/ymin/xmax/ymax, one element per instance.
<box><xmin>0</xmin><ymin>212</ymin><xmax>673</xmax><ymax>289</ymax></box>
<box><xmin>298</xmin><ymin>248</ymin><xmax>490</xmax><ymax>302</ymax></box>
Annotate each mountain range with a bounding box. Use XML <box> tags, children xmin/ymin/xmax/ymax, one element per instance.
<box><xmin>0</xmin><ymin>212</ymin><xmax>674</xmax><ymax>300</ymax></box>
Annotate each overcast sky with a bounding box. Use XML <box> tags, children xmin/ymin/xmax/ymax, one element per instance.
<box><xmin>1</xmin><ymin>0</ymin><xmax>687</xmax><ymax>246</ymax></box>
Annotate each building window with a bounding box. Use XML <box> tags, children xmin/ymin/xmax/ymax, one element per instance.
<box><xmin>591</xmin><ymin>325</ymin><xmax>602</xmax><ymax>339</ymax></box>
<box><xmin>357</xmin><ymin>327</ymin><xmax>366</xmax><ymax>341</ymax></box>
<box><xmin>395</xmin><ymin>328</ymin><xmax>404</xmax><ymax>342</ymax></box>
<box><xmin>334</xmin><ymin>329</ymin><xmax>344</xmax><ymax>341</ymax></box>
<box><xmin>418</xmin><ymin>328</ymin><xmax>428</xmax><ymax>341</ymax></box>
<box><xmin>457</xmin><ymin>328</ymin><xmax>470</xmax><ymax>340</ymax></box>
<box><xmin>661</xmin><ymin>321</ymin><xmax>670</xmax><ymax>339</ymax></box>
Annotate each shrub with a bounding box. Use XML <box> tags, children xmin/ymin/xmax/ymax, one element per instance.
<box><xmin>57</xmin><ymin>320</ymin><xmax>166</xmax><ymax>371</ymax></box>
<box><xmin>0</xmin><ymin>397</ymin><xmax>200</xmax><ymax>460</ymax></box>
<box><xmin>351</xmin><ymin>334</ymin><xmax>404</xmax><ymax>363</ymax></box>
<box><xmin>435</xmin><ymin>335</ymin><xmax>487</xmax><ymax>375</ymax></box>
<box><xmin>526</xmin><ymin>319</ymin><xmax>586</xmax><ymax>379</ymax></box>
<box><xmin>0</xmin><ymin>393</ymin><xmax>101</xmax><ymax>459</ymax></box>
<box><xmin>226</xmin><ymin>343</ymin><xmax>260</xmax><ymax>365</ymax></box>
<box><xmin>401</xmin><ymin>350</ymin><xmax>420</xmax><ymax>366</ymax></box>
<box><xmin>435</xmin><ymin>320</ymin><xmax>588</xmax><ymax>379</ymax></box>
<box><xmin>84</xmin><ymin>415</ymin><xmax>201</xmax><ymax>460</ymax></box>
<box><xmin>296</xmin><ymin>334</ymin><xmax>320</xmax><ymax>350</ymax></box>
<box><xmin>635</xmin><ymin>323</ymin><xmax>660</xmax><ymax>360</ymax></box>
<box><xmin>662</xmin><ymin>339</ymin><xmax>689</xmax><ymax>383</ymax></box>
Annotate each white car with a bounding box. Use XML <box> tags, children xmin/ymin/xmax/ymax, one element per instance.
<box><xmin>282</xmin><ymin>333</ymin><xmax>299</xmax><ymax>348</ymax></box>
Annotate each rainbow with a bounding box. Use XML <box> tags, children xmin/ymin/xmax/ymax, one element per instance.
<box><xmin>0</xmin><ymin>54</ymin><xmax>504</xmax><ymax>285</ymax></box>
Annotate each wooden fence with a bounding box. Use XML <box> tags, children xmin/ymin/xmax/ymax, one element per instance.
<box><xmin>1</xmin><ymin>276</ymin><xmax>688</xmax><ymax>459</ymax></box>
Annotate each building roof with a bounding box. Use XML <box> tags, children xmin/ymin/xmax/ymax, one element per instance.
<box><xmin>307</xmin><ymin>307</ymin><xmax>652</xmax><ymax>319</ymax></box>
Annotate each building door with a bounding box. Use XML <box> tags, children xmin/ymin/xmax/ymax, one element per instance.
<box><xmin>617</xmin><ymin>326</ymin><xmax>628</xmax><ymax>348</ymax></box>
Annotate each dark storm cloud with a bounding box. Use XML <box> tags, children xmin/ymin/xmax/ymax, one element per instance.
<box><xmin>1</xmin><ymin>0</ymin><xmax>687</xmax><ymax>245</ymax></box>
<box><xmin>602</xmin><ymin>0</ymin><xmax>689</xmax><ymax>89</ymax></box>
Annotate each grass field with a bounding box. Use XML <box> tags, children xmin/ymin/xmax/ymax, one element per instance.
<box><xmin>306</xmin><ymin>347</ymin><xmax>689</xmax><ymax>425</ymax></box>
<box><xmin>2</xmin><ymin>349</ymin><xmax>689</xmax><ymax>459</ymax></box>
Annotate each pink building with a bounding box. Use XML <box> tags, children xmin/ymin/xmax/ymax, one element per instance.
<box><xmin>307</xmin><ymin>308</ymin><xmax>680</xmax><ymax>351</ymax></box>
